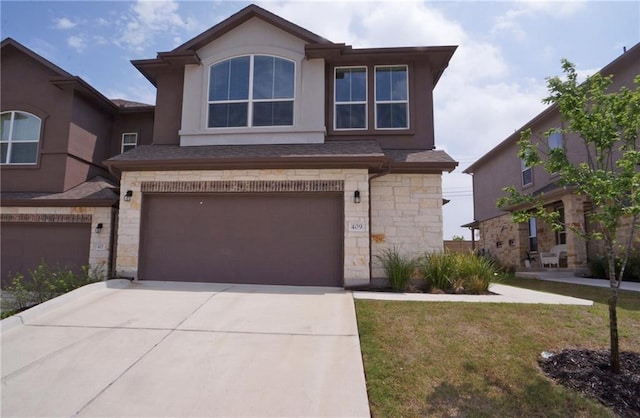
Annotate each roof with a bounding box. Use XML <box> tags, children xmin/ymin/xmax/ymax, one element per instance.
<box><xmin>1</xmin><ymin>177</ymin><xmax>119</xmax><ymax>207</ymax></box>
<box><xmin>112</xmin><ymin>98</ymin><xmax>154</xmax><ymax>109</ymax></box>
<box><xmin>464</xmin><ymin>41</ymin><xmax>640</xmax><ymax>174</ymax></box>
<box><xmin>105</xmin><ymin>141</ymin><xmax>457</xmax><ymax>173</ymax></box>
<box><xmin>1</xmin><ymin>37</ymin><xmax>72</xmax><ymax>78</ymax></box>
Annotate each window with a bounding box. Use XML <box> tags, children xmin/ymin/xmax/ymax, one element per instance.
<box><xmin>335</xmin><ymin>67</ymin><xmax>367</xmax><ymax>130</ymax></box>
<box><xmin>375</xmin><ymin>65</ymin><xmax>408</xmax><ymax>129</ymax></box>
<box><xmin>521</xmin><ymin>158</ymin><xmax>532</xmax><ymax>186</ymax></box>
<box><xmin>121</xmin><ymin>133</ymin><xmax>138</xmax><ymax>153</ymax></box>
<box><xmin>528</xmin><ymin>217</ymin><xmax>538</xmax><ymax>252</ymax></box>
<box><xmin>208</xmin><ymin>55</ymin><xmax>294</xmax><ymax>128</ymax></box>
<box><xmin>548</xmin><ymin>131</ymin><xmax>562</xmax><ymax>150</ymax></box>
<box><xmin>554</xmin><ymin>204</ymin><xmax>567</xmax><ymax>245</ymax></box>
<box><xmin>0</xmin><ymin>111</ymin><xmax>41</xmax><ymax>165</ymax></box>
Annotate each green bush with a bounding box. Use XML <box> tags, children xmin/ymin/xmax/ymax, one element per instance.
<box><xmin>588</xmin><ymin>255</ymin><xmax>640</xmax><ymax>283</ymax></box>
<box><xmin>2</xmin><ymin>260</ymin><xmax>105</xmax><ymax>315</ymax></box>
<box><xmin>376</xmin><ymin>247</ymin><xmax>417</xmax><ymax>291</ymax></box>
<box><xmin>418</xmin><ymin>252</ymin><xmax>499</xmax><ymax>294</ymax></box>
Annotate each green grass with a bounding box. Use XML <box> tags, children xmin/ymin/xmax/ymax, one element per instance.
<box><xmin>355</xmin><ymin>278</ymin><xmax>640</xmax><ymax>417</ymax></box>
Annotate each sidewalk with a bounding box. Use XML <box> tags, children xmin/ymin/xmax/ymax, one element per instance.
<box><xmin>516</xmin><ymin>271</ymin><xmax>640</xmax><ymax>292</ymax></box>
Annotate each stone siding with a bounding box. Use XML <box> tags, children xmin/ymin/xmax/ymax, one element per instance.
<box><xmin>370</xmin><ymin>173</ymin><xmax>443</xmax><ymax>278</ymax></box>
<box><xmin>478</xmin><ymin>213</ymin><xmax>527</xmax><ymax>269</ymax></box>
<box><xmin>0</xmin><ymin>206</ymin><xmax>114</xmax><ymax>276</ymax></box>
<box><xmin>116</xmin><ymin>169</ymin><xmax>370</xmax><ymax>287</ymax></box>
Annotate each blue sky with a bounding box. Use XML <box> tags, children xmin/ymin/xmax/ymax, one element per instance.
<box><xmin>2</xmin><ymin>1</ymin><xmax>639</xmax><ymax>239</ymax></box>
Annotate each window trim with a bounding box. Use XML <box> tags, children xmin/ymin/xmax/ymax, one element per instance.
<box><xmin>121</xmin><ymin>132</ymin><xmax>138</xmax><ymax>154</ymax></box>
<box><xmin>528</xmin><ymin>217</ymin><xmax>538</xmax><ymax>252</ymax></box>
<box><xmin>374</xmin><ymin>65</ymin><xmax>410</xmax><ymax>130</ymax></box>
<box><xmin>1</xmin><ymin>110</ymin><xmax>41</xmax><ymax>165</ymax></box>
<box><xmin>548</xmin><ymin>130</ymin><xmax>563</xmax><ymax>150</ymax></box>
<box><xmin>206</xmin><ymin>54</ymin><xmax>296</xmax><ymax>129</ymax></box>
<box><xmin>521</xmin><ymin>158</ymin><xmax>533</xmax><ymax>187</ymax></box>
<box><xmin>334</xmin><ymin>66</ymin><xmax>368</xmax><ymax>131</ymax></box>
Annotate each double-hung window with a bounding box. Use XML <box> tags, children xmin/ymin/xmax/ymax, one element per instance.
<box><xmin>375</xmin><ymin>65</ymin><xmax>408</xmax><ymax>129</ymax></box>
<box><xmin>528</xmin><ymin>217</ymin><xmax>538</xmax><ymax>252</ymax></box>
<box><xmin>121</xmin><ymin>133</ymin><xmax>138</xmax><ymax>153</ymax></box>
<box><xmin>521</xmin><ymin>158</ymin><xmax>532</xmax><ymax>186</ymax></box>
<box><xmin>0</xmin><ymin>111</ymin><xmax>41</xmax><ymax>165</ymax></box>
<box><xmin>334</xmin><ymin>67</ymin><xmax>367</xmax><ymax>130</ymax></box>
<box><xmin>208</xmin><ymin>55</ymin><xmax>294</xmax><ymax>128</ymax></box>
<box><xmin>548</xmin><ymin>131</ymin><xmax>562</xmax><ymax>150</ymax></box>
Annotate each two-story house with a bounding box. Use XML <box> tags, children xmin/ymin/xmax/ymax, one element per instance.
<box><xmin>0</xmin><ymin>38</ymin><xmax>154</xmax><ymax>283</ymax></box>
<box><xmin>105</xmin><ymin>5</ymin><xmax>458</xmax><ymax>287</ymax></box>
<box><xmin>464</xmin><ymin>42</ymin><xmax>640</xmax><ymax>271</ymax></box>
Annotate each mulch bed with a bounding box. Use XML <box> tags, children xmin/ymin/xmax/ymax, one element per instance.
<box><xmin>538</xmin><ymin>349</ymin><xmax>640</xmax><ymax>417</ymax></box>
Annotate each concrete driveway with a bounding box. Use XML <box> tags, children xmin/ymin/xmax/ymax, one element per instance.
<box><xmin>1</xmin><ymin>280</ymin><xmax>370</xmax><ymax>417</ymax></box>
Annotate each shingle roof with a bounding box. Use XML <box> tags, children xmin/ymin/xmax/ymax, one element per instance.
<box><xmin>108</xmin><ymin>140</ymin><xmax>386</xmax><ymax>162</ymax></box>
<box><xmin>384</xmin><ymin>149</ymin><xmax>457</xmax><ymax>164</ymax></box>
<box><xmin>111</xmin><ymin>98</ymin><xmax>154</xmax><ymax>109</ymax></box>
<box><xmin>1</xmin><ymin>176</ymin><xmax>119</xmax><ymax>206</ymax></box>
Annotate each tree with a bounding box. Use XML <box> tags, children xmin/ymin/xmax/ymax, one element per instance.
<box><xmin>452</xmin><ymin>235</ymin><xmax>465</xmax><ymax>241</ymax></box>
<box><xmin>497</xmin><ymin>60</ymin><xmax>640</xmax><ymax>374</ymax></box>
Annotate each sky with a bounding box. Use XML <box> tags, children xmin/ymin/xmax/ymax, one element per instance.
<box><xmin>2</xmin><ymin>0</ymin><xmax>639</xmax><ymax>240</ymax></box>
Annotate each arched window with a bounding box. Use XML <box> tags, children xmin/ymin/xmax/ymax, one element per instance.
<box><xmin>208</xmin><ymin>55</ymin><xmax>295</xmax><ymax>128</ymax></box>
<box><xmin>1</xmin><ymin>111</ymin><xmax>41</xmax><ymax>165</ymax></box>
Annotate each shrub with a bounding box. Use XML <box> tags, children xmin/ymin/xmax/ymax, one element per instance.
<box><xmin>456</xmin><ymin>252</ymin><xmax>499</xmax><ymax>294</ymax></box>
<box><xmin>588</xmin><ymin>255</ymin><xmax>640</xmax><ymax>283</ymax></box>
<box><xmin>2</xmin><ymin>260</ymin><xmax>105</xmax><ymax>314</ymax></box>
<box><xmin>376</xmin><ymin>247</ymin><xmax>417</xmax><ymax>291</ymax></box>
<box><xmin>419</xmin><ymin>252</ymin><xmax>457</xmax><ymax>292</ymax></box>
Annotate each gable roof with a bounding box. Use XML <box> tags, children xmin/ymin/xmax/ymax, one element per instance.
<box><xmin>464</xmin><ymin>41</ymin><xmax>640</xmax><ymax>174</ymax></box>
<box><xmin>1</xmin><ymin>37</ymin><xmax>72</xmax><ymax>78</ymax></box>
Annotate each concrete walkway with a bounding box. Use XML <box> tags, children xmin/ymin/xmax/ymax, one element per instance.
<box><xmin>354</xmin><ymin>283</ymin><xmax>593</xmax><ymax>305</ymax></box>
<box><xmin>516</xmin><ymin>270</ymin><xmax>640</xmax><ymax>292</ymax></box>
<box><xmin>1</xmin><ymin>280</ymin><xmax>370</xmax><ymax>418</ymax></box>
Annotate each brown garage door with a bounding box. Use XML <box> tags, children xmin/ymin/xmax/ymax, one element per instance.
<box><xmin>1</xmin><ymin>223</ymin><xmax>91</xmax><ymax>285</ymax></box>
<box><xmin>139</xmin><ymin>193</ymin><xmax>343</xmax><ymax>286</ymax></box>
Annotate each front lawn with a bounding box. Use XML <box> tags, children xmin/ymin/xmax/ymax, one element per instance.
<box><xmin>355</xmin><ymin>278</ymin><xmax>640</xmax><ymax>417</ymax></box>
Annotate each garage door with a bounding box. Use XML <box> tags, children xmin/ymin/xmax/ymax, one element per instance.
<box><xmin>1</xmin><ymin>223</ymin><xmax>91</xmax><ymax>286</ymax></box>
<box><xmin>139</xmin><ymin>193</ymin><xmax>343</xmax><ymax>286</ymax></box>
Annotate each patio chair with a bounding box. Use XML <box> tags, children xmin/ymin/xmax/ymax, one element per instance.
<box><xmin>540</xmin><ymin>244</ymin><xmax>566</xmax><ymax>267</ymax></box>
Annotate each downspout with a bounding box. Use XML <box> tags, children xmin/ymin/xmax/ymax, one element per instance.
<box><xmin>368</xmin><ymin>162</ymin><xmax>392</xmax><ymax>282</ymax></box>
<box><xmin>106</xmin><ymin>162</ymin><xmax>121</xmax><ymax>279</ymax></box>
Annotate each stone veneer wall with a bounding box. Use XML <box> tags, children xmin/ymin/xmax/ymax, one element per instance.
<box><xmin>116</xmin><ymin>169</ymin><xmax>370</xmax><ymax>287</ymax></box>
<box><xmin>478</xmin><ymin>213</ymin><xmax>527</xmax><ymax>269</ymax></box>
<box><xmin>0</xmin><ymin>206</ymin><xmax>114</xmax><ymax>276</ymax></box>
<box><xmin>370</xmin><ymin>173</ymin><xmax>444</xmax><ymax>278</ymax></box>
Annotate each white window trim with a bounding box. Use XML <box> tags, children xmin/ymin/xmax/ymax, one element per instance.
<box><xmin>548</xmin><ymin>130</ymin><xmax>563</xmax><ymax>150</ymax></box>
<box><xmin>121</xmin><ymin>132</ymin><xmax>138</xmax><ymax>153</ymax></box>
<box><xmin>521</xmin><ymin>158</ymin><xmax>533</xmax><ymax>186</ymax></box>
<box><xmin>334</xmin><ymin>66</ymin><xmax>368</xmax><ymax>131</ymax></box>
<box><xmin>374</xmin><ymin>65</ymin><xmax>409</xmax><ymax>130</ymax></box>
<box><xmin>206</xmin><ymin>55</ymin><xmax>296</xmax><ymax>129</ymax></box>
<box><xmin>0</xmin><ymin>110</ymin><xmax>41</xmax><ymax>165</ymax></box>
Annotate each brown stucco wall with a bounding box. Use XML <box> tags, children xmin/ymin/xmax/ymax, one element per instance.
<box><xmin>152</xmin><ymin>67</ymin><xmax>184</xmax><ymax>145</ymax></box>
<box><xmin>110</xmin><ymin>110</ymin><xmax>155</xmax><ymax>156</ymax></box>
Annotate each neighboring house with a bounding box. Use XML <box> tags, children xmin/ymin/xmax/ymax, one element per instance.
<box><xmin>104</xmin><ymin>4</ymin><xmax>458</xmax><ymax>287</ymax></box>
<box><xmin>463</xmin><ymin>42</ymin><xmax>640</xmax><ymax>271</ymax></box>
<box><xmin>0</xmin><ymin>38</ymin><xmax>154</xmax><ymax>284</ymax></box>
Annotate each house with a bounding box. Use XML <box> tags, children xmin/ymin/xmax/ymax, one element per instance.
<box><xmin>104</xmin><ymin>4</ymin><xmax>458</xmax><ymax>287</ymax></box>
<box><xmin>0</xmin><ymin>38</ymin><xmax>154</xmax><ymax>284</ymax></box>
<box><xmin>463</xmin><ymin>42</ymin><xmax>640</xmax><ymax>271</ymax></box>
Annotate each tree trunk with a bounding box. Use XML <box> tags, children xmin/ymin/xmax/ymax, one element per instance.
<box><xmin>607</xmin><ymin>253</ymin><xmax>621</xmax><ymax>374</ymax></box>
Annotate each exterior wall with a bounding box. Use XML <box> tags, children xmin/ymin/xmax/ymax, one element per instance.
<box><xmin>179</xmin><ymin>17</ymin><xmax>325</xmax><ymax>146</ymax></box>
<box><xmin>325</xmin><ymin>60</ymin><xmax>435</xmax><ymax>150</ymax></box>
<box><xmin>111</xmin><ymin>111</ymin><xmax>155</xmax><ymax>156</ymax></box>
<box><xmin>0</xmin><ymin>206</ymin><xmax>114</xmax><ymax>276</ymax></box>
<box><xmin>370</xmin><ymin>173</ymin><xmax>443</xmax><ymax>278</ymax></box>
<box><xmin>477</xmin><ymin>213</ymin><xmax>528</xmax><ymax>269</ymax></box>
<box><xmin>152</xmin><ymin>67</ymin><xmax>184</xmax><ymax>145</ymax></box>
<box><xmin>1</xmin><ymin>44</ymin><xmax>73</xmax><ymax>193</ymax></box>
<box><xmin>116</xmin><ymin>169</ymin><xmax>370</xmax><ymax>287</ymax></box>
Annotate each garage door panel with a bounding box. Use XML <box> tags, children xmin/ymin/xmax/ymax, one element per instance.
<box><xmin>1</xmin><ymin>223</ymin><xmax>91</xmax><ymax>285</ymax></box>
<box><xmin>139</xmin><ymin>193</ymin><xmax>343</xmax><ymax>286</ymax></box>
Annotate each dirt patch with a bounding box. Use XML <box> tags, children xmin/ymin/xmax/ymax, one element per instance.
<box><xmin>538</xmin><ymin>349</ymin><xmax>640</xmax><ymax>417</ymax></box>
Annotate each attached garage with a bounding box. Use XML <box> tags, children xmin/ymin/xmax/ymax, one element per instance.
<box><xmin>1</xmin><ymin>222</ymin><xmax>91</xmax><ymax>285</ymax></box>
<box><xmin>139</xmin><ymin>193</ymin><xmax>344</xmax><ymax>286</ymax></box>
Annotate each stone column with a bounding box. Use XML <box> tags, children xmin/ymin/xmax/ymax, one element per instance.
<box><xmin>562</xmin><ymin>194</ymin><xmax>588</xmax><ymax>268</ymax></box>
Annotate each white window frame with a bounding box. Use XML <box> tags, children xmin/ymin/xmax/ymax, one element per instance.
<box><xmin>0</xmin><ymin>110</ymin><xmax>41</xmax><ymax>165</ymax></box>
<box><xmin>334</xmin><ymin>66</ymin><xmax>368</xmax><ymax>131</ymax></box>
<box><xmin>206</xmin><ymin>55</ymin><xmax>296</xmax><ymax>129</ymax></box>
<box><xmin>521</xmin><ymin>158</ymin><xmax>533</xmax><ymax>186</ymax></box>
<box><xmin>121</xmin><ymin>132</ymin><xmax>138</xmax><ymax>153</ymax></box>
<box><xmin>374</xmin><ymin>65</ymin><xmax>409</xmax><ymax>130</ymax></box>
<box><xmin>548</xmin><ymin>130</ymin><xmax>563</xmax><ymax>150</ymax></box>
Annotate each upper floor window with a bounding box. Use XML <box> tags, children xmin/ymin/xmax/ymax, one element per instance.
<box><xmin>208</xmin><ymin>55</ymin><xmax>295</xmax><ymax>128</ymax></box>
<box><xmin>548</xmin><ymin>131</ymin><xmax>562</xmax><ymax>150</ymax></box>
<box><xmin>335</xmin><ymin>67</ymin><xmax>367</xmax><ymax>130</ymax></box>
<box><xmin>521</xmin><ymin>158</ymin><xmax>532</xmax><ymax>186</ymax></box>
<box><xmin>375</xmin><ymin>66</ymin><xmax>409</xmax><ymax>129</ymax></box>
<box><xmin>0</xmin><ymin>111</ymin><xmax>41</xmax><ymax>165</ymax></box>
<box><xmin>121</xmin><ymin>132</ymin><xmax>138</xmax><ymax>153</ymax></box>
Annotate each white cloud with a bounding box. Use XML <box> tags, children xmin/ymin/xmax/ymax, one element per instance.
<box><xmin>492</xmin><ymin>0</ymin><xmax>585</xmax><ymax>39</ymax></box>
<box><xmin>116</xmin><ymin>0</ymin><xmax>198</xmax><ymax>52</ymax></box>
<box><xmin>67</xmin><ymin>35</ymin><xmax>86</xmax><ymax>52</ymax></box>
<box><xmin>54</xmin><ymin>17</ymin><xmax>77</xmax><ymax>30</ymax></box>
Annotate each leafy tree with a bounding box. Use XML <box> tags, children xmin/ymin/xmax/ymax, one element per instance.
<box><xmin>451</xmin><ymin>235</ymin><xmax>465</xmax><ymax>241</ymax></box>
<box><xmin>498</xmin><ymin>60</ymin><xmax>640</xmax><ymax>373</ymax></box>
